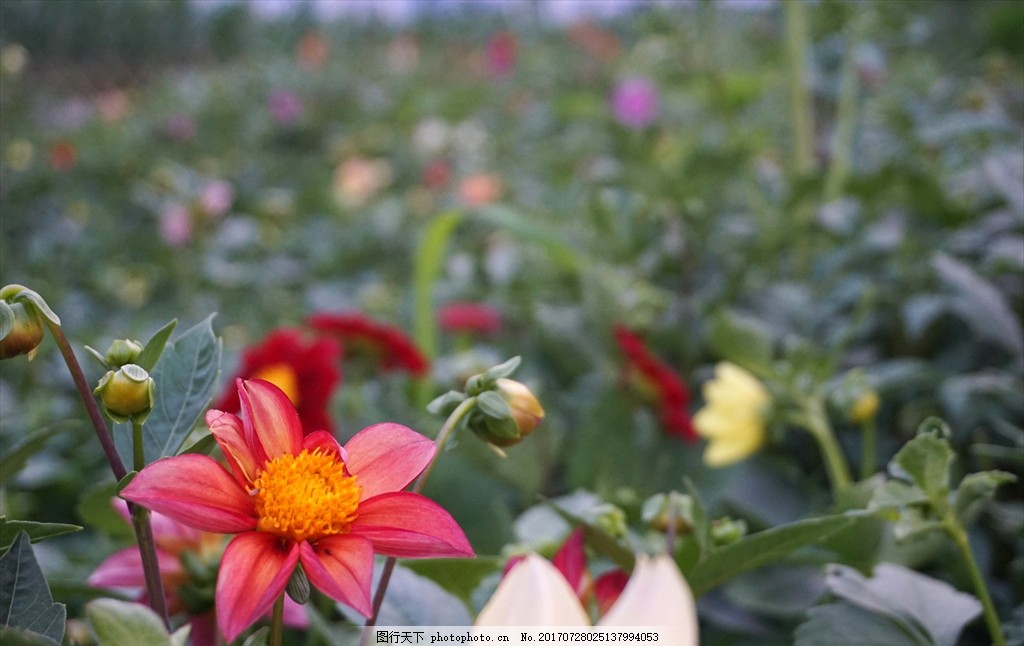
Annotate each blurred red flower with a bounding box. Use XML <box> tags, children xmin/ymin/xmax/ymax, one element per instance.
<box><xmin>486</xmin><ymin>30</ymin><xmax>517</xmax><ymax>78</ymax></box>
<box><xmin>308</xmin><ymin>312</ymin><xmax>429</xmax><ymax>377</ymax></box>
<box><xmin>613</xmin><ymin>325</ymin><xmax>696</xmax><ymax>442</ymax></box>
<box><xmin>438</xmin><ymin>303</ymin><xmax>502</xmax><ymax>335</ymax></box>
<box><xmin>214</xmin><ymin>328</ymin><xmax>341</xmax><ymax>435</ymax></box>
<box><xmin>48</xmin><ymin>140</ymin><xmax>76</xmax><ymax>171</ymax></box>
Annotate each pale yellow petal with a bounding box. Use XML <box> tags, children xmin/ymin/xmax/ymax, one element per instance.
<box><xmin>599</xmin><ymin>554</ymin><xmax>698</xmax><ymax>646</ymax></box>
<box><xmin>475</xmin><ymin>554</ymin><xmax>590</xmax><ymax>626</ymax></box>
<box><xmin>702</xmin><ymin>423</ymin><xmax>764</xmax><ymax>467</ymax></box>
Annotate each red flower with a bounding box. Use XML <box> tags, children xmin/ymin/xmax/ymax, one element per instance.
<box><xmin>613</xmin><ymin>325</ymin><xmax>697</xmax><ymax>442</ymax></box>
<box><xmin>438</xmin><ymin>303</ymin><xmax>502</xmax><ymax>335</ymax></box>
<box><xmin>215</xmin><ymin>328</ymin><xmax>341</xmax><ymax>436</ymax></box>
<box><xmin>308</xmin><ymin>312</ymin><xmax>429</xmax><ymax>377</ymax></box>
<box><xmin>48</xmin><ymin>140</ymin><xmax>77</xmax><ymax>172</ymax></box>
<box><xmin>121</xmin><ymin>380</ymin><xmax>473</xmax><ymax>642</ymax></box>
<box><xmin>486</xmin><ymin>30</ymin><xmax>517</xmax><ymax>78</ymax></box>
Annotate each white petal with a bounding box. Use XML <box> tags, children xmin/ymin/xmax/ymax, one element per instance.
<box><xmin>599</xmin><ymin>554</ymin><xmax>698</xmax><ymax>646</ymax></box>
<box><xmin>476</xmin><ymin>554</ymin><xmax>590</xmax><ymax>626</ymax></box>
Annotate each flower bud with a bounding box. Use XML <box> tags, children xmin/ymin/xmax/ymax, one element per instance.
<box><xmin>711</xmin><ymin>517</ymin><xmax>748</xmax><ymax>546</ymax></box>
<box><xmin>830</xmin><ymin>370</ymin><xmax>880</xmax><ymax>425</ymax></box>
<box><xmin>850</xmin><ymin>390</ymin><xmax>880</xmax><ymax>424</ymax></box>
<box><xmin>0</xmin><ymin>300</ymin><xmax>44</xmax><ymax>360</ymax></box>
<box><xmin>104</xmin><ymin>339</ymin><xmax>144</xmax><ymax>368</ymax></box>
<box><xmin>495</xmin><ymin>378</ymin><xmax>544</xmax><ymax>441</ymax></box>
<box><xmin>286</xmin><ymin>564</ymin><xmax>311</xmax><ymax>604</ymax></box>
<box><xmin>641</xmin><ymin>491</ymin><xmax>693</xmax><ymax>534</ymax></box>
<box><xmin>94</xmin><ymin>364</ymin><xmax>154</xmax><ymax>422</ymax></box>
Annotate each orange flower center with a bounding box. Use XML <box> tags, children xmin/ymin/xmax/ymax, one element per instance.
<box><xmin>251</xmin><ymin>449</ymin><xmax>361</xmax><ymax>543</ymax></box>
<box><xmin>251</xmin><ymin>363</ymin><xmax>301</xmax><ymax>406</ymax></box>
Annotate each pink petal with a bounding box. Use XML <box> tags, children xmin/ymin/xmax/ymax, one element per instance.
<box><xmin>216</xmin><ymin>532</ymin><xmax>299</xmax><ymax>643</ymax></box>
<box><xmin>88</xmin><ymin>547</ymin><xmax>181</xmax><ymax>588</ymax></box>
<box><xmin>303</xmin><ymin>430</ymin><xmax>345</xmax><ymax>462</ymax></box>
<box><xmin>552</xmin><ymin>528</ymin><xmax>587</xmax><ymax>597</ymax></box>
<box><xmin>299</xmin><ymin>535</ymin><xmax>374</xmax><ymax>616</ymax></box>
<box><xmin>282</xmin><ymin>596</ymin><xmax>310</xmax><ymax>629</ymax></box>
<box><xmin>206</xmin><ymin>409</ymin><xmax>259</xmax><ymax>485</ymax></box>
<box><xmin>343</xmin><ymin>423</ymin><xmax>435</xmax><ymax>499</ymax></box>
<box><xmin>110</xmin><ymin>498</ymin><xmax>202</xmax><ymax>551</ymax></box>
<box><xmin>120</xmin><ymin>455</ymin><xmax>257</xmax><ymax>534</ymax></box>
<box><xmin>189</xmin><ymin>613</ymin><xmax>218</xmax><ymax>646</ymax></box>
<box><xmin>349</xmin><ymin>492</ymin><xmax>474</xmax><ymax>559</ymax></box>
<box><xmin>239</xmin><ymin>379</ymin><xmax>303</xmax><ymax>461</ymax></box>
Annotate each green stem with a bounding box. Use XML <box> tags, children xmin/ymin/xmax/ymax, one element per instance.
<box><xmin>823</xmin><ymin>13</ymin><xmax>867</xmax><ymax>201</ymax></box>
<box><xmin>803</xmin><ymin>398</ymin><xmax>853</xmax><ymax>495</ymax></box>
<box><xmin>860</xmin><ymin>418</ymin><xmax>877</xmax><ymax>481</ymax></box>
<box><xmin>945</xmin><ymin>519</ymin><xmax>1007</xmax><ymax>646</ymax></box>
<box><xmin>363</xmin><ymin>397</ymin><xmax>477</xmax><ymax>639</ymax></box>
<box><xmin>269</xmin><ymin>594</ymin><xmax>285</xmax><ymax>646</ymax></box>
<box><xmin>784</xmin><ymin>0</ymin><xmax>814</xmax><ymax>177</ymax></box>
<box><xmin>45</xmin><ymin>321</ymin><xmax>169</xmax><ymax>628</ymax></box>
<box><xmin>132</xmin><ymin>419</ymin><xmax>146</xmax><ymax>472</ymax></box>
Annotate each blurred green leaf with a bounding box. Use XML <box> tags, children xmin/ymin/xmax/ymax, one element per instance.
<box><xmin>707</xmin><ymin>311</ymin><xmax>774</xmax><ymax>376</ymax></box>
<box><xmin>890</xmin><ymin>430</ymin><xmax>955</xmax><ymax>501</ymax></box>
<box><xmin>0</xmin><ymin>518</ymin><xmax>82</xmax><ymax>553</ymax></box>
<box><xmin>404</xmin><ymin>556</ymin><xmax>502</xmax><ymax>607</ymax></box>
<box><xmin>796</xmin><ymin>602</ymin><xmax>929</xmax><ymax>646</ymax></box>
<box><xmin>86</xmin><ymin>599</ymin><xmax>170</xmax><ymax>646</ymax></box>
<box><xmin>932</xmin><ymin>252</ymin><xmax>1024</xmax><ymax>357</ymax></box>
<box><xmin>476</xmin><ymin>204</ymin><xmax>586</xmax><ymax>273</ymax></box>
<box><xmin>76</xmin><ymin>482</ymin><xmax>132</xmax><ymax>539</ymax></box>
<box><xmin>954</xmin><ymin>470</ymin><xmax>1016</xmax><ymax>523</ymax></box>
<box><xmin>413</xmin><ymin>210</ymin><xmax>463</xmax><ymax>362</ymax></box>
<box><xmin>0</xmin><ymin>424</ymin><xmax>66</xmax><ymax>486</ymax></box>
<box><xmin>686</xmin><ymin>512</ymin><xmax>871</xmax><ymax>597</ymax></box>
<box><xmin>0</xmin><ymin>533</ymin><xmax>65</xmax><ymax>644</ymax></box>
<box><xmin>0</xmin><ymin>628</ymin><xmax>60</xmax><ymax>646</ymax></box>
<box><xmin>115</xmin><ymin>314</ymin><xmax>221</xmax><ymax>464</ymax></box>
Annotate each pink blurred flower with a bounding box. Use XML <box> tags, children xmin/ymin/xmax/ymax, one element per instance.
<box><xmin>89</xmin><ymin>501</ymin><xmax>308</xmax><ymax>646</ymax></box>
<box><xmin>198</xmin><ymin>180</ymin><xmax>234</xmax><ymax>219</ymax></box>
<box><xmin>422</xmin><ymin>159</ymin><xmax>452</xmax><ymax>190</ymax></box>
<box><xmin>333</xmin><ymin>157</ymin><xmax>393</xmax><ymax>210</ymax></box>
<box><xmin>458</xmin><ymin>173</ymin><xmax>502</xmax><ymax>208</ymax></box>
<box><xmin>438</xmin><ymin>303</ymin><xmax>502</xmax><ymax>335</ymax></box>
<box><xmin>121</xmin><ymin>379</ymin><xmax>473</xmax><ymax>642</ymax></box>
<box><xmin>268</xmin><ymin>89</ymin><xmax>304</xmax><ymax>125</ymax></box>
<box><xmin>610</xmin><ymin>77</ymin><xmax>660</xmax><ymax>130</ymax></box>
<box><xmin>159</xmin><ymin>202</ymin><xmax>193</xmax><ymax>247</ymax></box>
<box><xmin>486</xmin><ymin>30</ymin><xmax>517</xmax><ymax>78</ymax></box>
<box><xmin>296</xmin><ymin>30</ymin><xmax>329</xmax><ymax>70</ymax></box>
<box><xmin>164</xmin><ymin>113</ymin><xmax>196</xmax><ymax>143</ymax></box>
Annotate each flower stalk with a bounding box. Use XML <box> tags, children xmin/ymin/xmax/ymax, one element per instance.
<box><xmin>802</xmin><ymin>397</ymin><xmax>853</xmax><ymax>495</ymax></box>
<box><xmin>364</xmin><ymin>396</ymin><xmax>478</xmax><ymax>634</ymax></box>
<box><xmin>269</xmin><ymin>594</ymin><xmax>286</xmax><ymax>646</ymax></box>
<box><xmin>944</xmin><ymin>512</ymin><xmax>1006</xmax><ymax>646</ymax></box>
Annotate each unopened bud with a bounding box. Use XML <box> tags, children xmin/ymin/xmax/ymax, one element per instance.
<box><xmin>641</xmin><ymin>491</ymin><xmax>693</xmax><ymax>534</ymax></box>
<box><xmin>286</xmin><ymin>565</ymin><xmax>311</xmax><ymax>604</ymax></box>
<box><xmin>495</xmin><ymin>378</ymin><xmax>544</xmax><ymax>442</ymax></box>
<box><xmin>0</xmin><ymin>300</ymin><xmax>44</xmax><ymax>360</ymax></box>
<box><xmin>95</xmin><ymin>364</ymin><xmax>154</xmax><ymax>422</ymax></box>
<box><xmin>711</xmin><ymin>517</ymin><xmax>747</xmax><ymax>546</ymax></box>
<box><xmin>104</xmin><ymin>339</ymin><xmax>144</xmax><ymax>368</ymax></box>
<box><xmin>850</xmin><ymin>390</ymin><xmax>880</xmax><ymax>424</ymax></box>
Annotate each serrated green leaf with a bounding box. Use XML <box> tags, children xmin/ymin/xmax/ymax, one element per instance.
<box><xmin>868</xmin><ymin>480</ymin><xmax>929</xmax><ymax>510</ymax></box>
<box><xmin>891</xmin><ymin>432</ymin><xmax>955</xmax><ymax>501</ymax></box>
<box><xmin>135</xmin><ymin>319</ymin><xmax>178</xmax><ymax>372</ymax></box>
<box><xmin>0</xmin><ymin>533</ymin><xmax>65</xmax><ymax>644</ymax></box>
<box><xmin>86</xmin><ymin>598</ymin><xmax>170</xmax><ymax>646</ymax></box>
<box><xmin>686</xmin><ymin>512</ymin><xmax>870</xmax><ymax>597</ymax></box>
<box><xmin>706</xmin><ymin>311</ymin><xmax>774</xmax><ymax>376</ymax></box>
<box><xmin>0</xmin><ymin>518</ymin><xmax>82</xmax><ymax>553</ymax></box>
<box><xmin>954</xmin><ymin>470</ymin><xmax>1016</xmax><ymax>523</ymax></box>
<box><xmin>115</xmin><ymin>314</ymin><xmax>221</xmax><ymax>465</ymax></box>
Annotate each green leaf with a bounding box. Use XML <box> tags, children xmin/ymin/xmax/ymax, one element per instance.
<box><xmin>891</xmin><ymin>431</ymin><xmax>955</xmax><ymax>501</ymax></box>
<box><xmin>177</xmin><ymin>432</ymin><xmax>218</xmax><ymax>456</ymax></box>
<box><xmin>0</xmin><ymin>423</ymin><xmax>66</xmax><ymax>486</ymax></box>
<box><xmin>0</xmin><ymin>628</ymin><xmax>60</xmax><ymax>646</ymax></box>
<box><xmin>706</xmin><ymin>311</ymin><xmax>774</xmax><ymax>376</ymax></box>
<box><xmin>954</xmin><ymin>470</ymin><xmax>1016</xmax><ymax>523</ymax></box>
<box><xmin>0</xmin><ymin>533</ymin><xmax>65</xmax><ymax>644</ymax></box>
<box><xmin>76</xmin><ymin>482</ymin><xmax>133</xmax><ymax>540</ymax></box>
<box><xmin>0</xmin><ymin>518</ymin><xmax>82</xmax><ymax>553</ymax></box>
<box><xmin>932</xmin><ymin>252</ymin><xmax>1024</xmax><ymax>356</ymax></box>
<box><xmin>115</xmin><ymin>314</ymin><xmax>221</xmax><ymax>464</ymax></box>
<box><xmin>86</xmin><ymin>598</ymin><xmax>170</xmax><ymax>646</ymax></box>
<box><xmin>135</xmin><ymin>319</ymin><xmax>178</xmax><ymax>372</ymax></box>
<box><xmin>795</xmin><ymin>602</ymin><xmax>929</xmax><ymax>646</ymax></box>
<box><xmin>476</xmin><ymin>204</ymin><xmax>586</xmax><ymax>273</ymax></box>
<box><xmin>686</xmin><ymin>512</ymin><xmax>870</xmax><ymax>597</ymax></box>
<box><xmin>413</xmin><ymin>210</ymin><xmax>463</xmax><ymax>362</ymax></box>
<box><xmin>868</xmin><ymin>480</ymin><xmax>929</xmax><ymax>510</ymax></box>
<box><xmin>404</xmin><ymin>556</ymin><xmax>502</xmax><ymax>606</ymax></box>
<box><xmin>823</xmin><ymin>563</ymin><xmax>981</xmax><ymax>646</ymax></box>
<box><xmin>546</xmin><ymin>501</ymin><xmax>635</xmax><ymax>573</ymax></box>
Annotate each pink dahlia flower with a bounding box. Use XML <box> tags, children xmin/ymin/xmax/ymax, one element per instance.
<box><xmin>610</xmin><ymin>77</ymin><xmax>660</xmax><ymax>130</ymax></box>
<box><xmin>121</xmin><ymin>379</ymin><xmax>473</xmax><ymax>642</ymax></box>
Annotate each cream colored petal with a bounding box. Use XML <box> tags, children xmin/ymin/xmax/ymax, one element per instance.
<box><xmin>702</xmin><ymin>424</ymin><xmax>764</xmax><ymax>467</ymax></box>
<box><xmin>693</xmin><ymin>406</ymin><xmax>743</xmax><ymax>439</ymax></box>
<box><xmin>475</xmin><ymin>554</ymin><xmax>590</xmax><ymax>626</ymax></box>
<box><xmin>599</xmin><ymin>554</ymin><xmax>698</xmax><ymax>646</ymax></box>
<box><xmin>716</xmin><ymin>362</ymin><xmax>769</xmax><ymax>405</ymax></box>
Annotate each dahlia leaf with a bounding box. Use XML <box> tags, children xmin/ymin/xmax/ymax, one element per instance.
<box><xmin>0</xmin><ymin>533</ymin><xmax>65</xmax><ymax>644</ymax></box>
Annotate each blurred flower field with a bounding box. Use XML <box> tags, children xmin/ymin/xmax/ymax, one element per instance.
<box><xmin>1</xmin><ymin>1</ymin><xmax>1022</xmax><ymax>644</ymax></box>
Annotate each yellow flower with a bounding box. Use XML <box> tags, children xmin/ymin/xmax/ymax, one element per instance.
<box><xmin>475</xmin><ymin>553</ymin><xmax>698</xmax><ymax>645</ymax></box>
<box><xmin>693</xmin><ymin>362</ymin><xmax>769</xmax><ymax>467</ymax></box>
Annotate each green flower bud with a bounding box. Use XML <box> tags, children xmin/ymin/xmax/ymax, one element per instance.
<box><xmin>104</xmin><ymin>339</ymin><xmax>144</xmax><ymax>368</ymax></box>
<box><xmin>641</xmin><ymin>491</ymin><xmax>693</xmax><ymax>534</ymax></box>
<box><xmin>468</xmin><ymin>379</ymin><xmax>545</xmax><ymax>447</ymax></box>
<box><xmin>711</xmin><ymin>517</ymin><xmax>748</xmax><ymax>546</ymax></box>
<box><xmin>0</xmin><ymin>300</ymin><xmax>44</xmax><ymax>360</ymax></box>
<box><xmin>582</xmin><ymin>503</ymin><xmax>628</xmax><ymax>539</ymax></box>
<box><xmin>830</xmin><ymin>370</ymin><xmax>881</xmax><ymax>425</ymax></box>
<box><xmin>286</xmin><ymin>564</ymin><xmax>311</xmax><ymax>604</ymax></box>
<box><xmin>94</xmin><ymin>363</ymin><xmax>154</xmax><ymax>422</ymax></box>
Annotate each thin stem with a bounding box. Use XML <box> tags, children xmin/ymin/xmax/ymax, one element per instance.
<box><xmin>132</xmin><ymin>419</ymin><xmax>146</xmax><ymax>472</ymax></box>
<box><xmin>45</xmin><ymin>321</ymin><xmax>169</xmax><ymax>628</ymax></box>
<box><xmin>946</xmin><ymin>520</ymin><xmax>1007</xmax><ymax>646</ymax></box>
<box><xmin>363</xmin><ymin>397</ymin><xmax>478</xmax><ymax>638</ymax></box>
<box><xmin>45</xmin><ymin>321</ymin><xmax>127</xmax><ymax>481</ymax></box>
<box><xmin>823</xmin><ymin>12</ymin><xmax>868</xmax><ymax>202</ymax></box>
<box><xmin>803</xmin><ymin>397</ymin><xmax>853</xmax><ymax>495</ymax></box>
<box><xmin>860</xmin><ymin>418</ymin><xmax>877</xmax><ymax>481</ymax></box>
<box><xmin>269</xmin><ymin>594</ymin><xmax>286</xmax><ymax>646</ymax></box>
<box><xmin>784</xmin><ymin>0</ymin><xmax>814</xmax><ymax>177</ymax></box>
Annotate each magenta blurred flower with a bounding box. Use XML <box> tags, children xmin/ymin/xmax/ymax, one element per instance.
<box><xmin>610</xmin><ymin>77</ymin><xmax>660</xmax><ymax>130</ymax></box>
<box><xmin>198</xmin><ymin>180</ymin><xmax>234</xmax><ymax>219</ymax></box>
<box><xmin>268</xmin><ymin>89</ymin><xmax>304</xmax><ymax>125</ymax></box>
<box><xmin>486</xmin><ymin>30</ymin><xmax>517</xmax><ymax>78</ymax></box>
<box><xmin>159</xmin><ymin>202</ymin><xmax>192</xmax><ymax>247</ymax></box>
<box><xmin>164</xmin><ymin>113</ymin><xmax>196</xmax><ymax>143</ymax></box>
